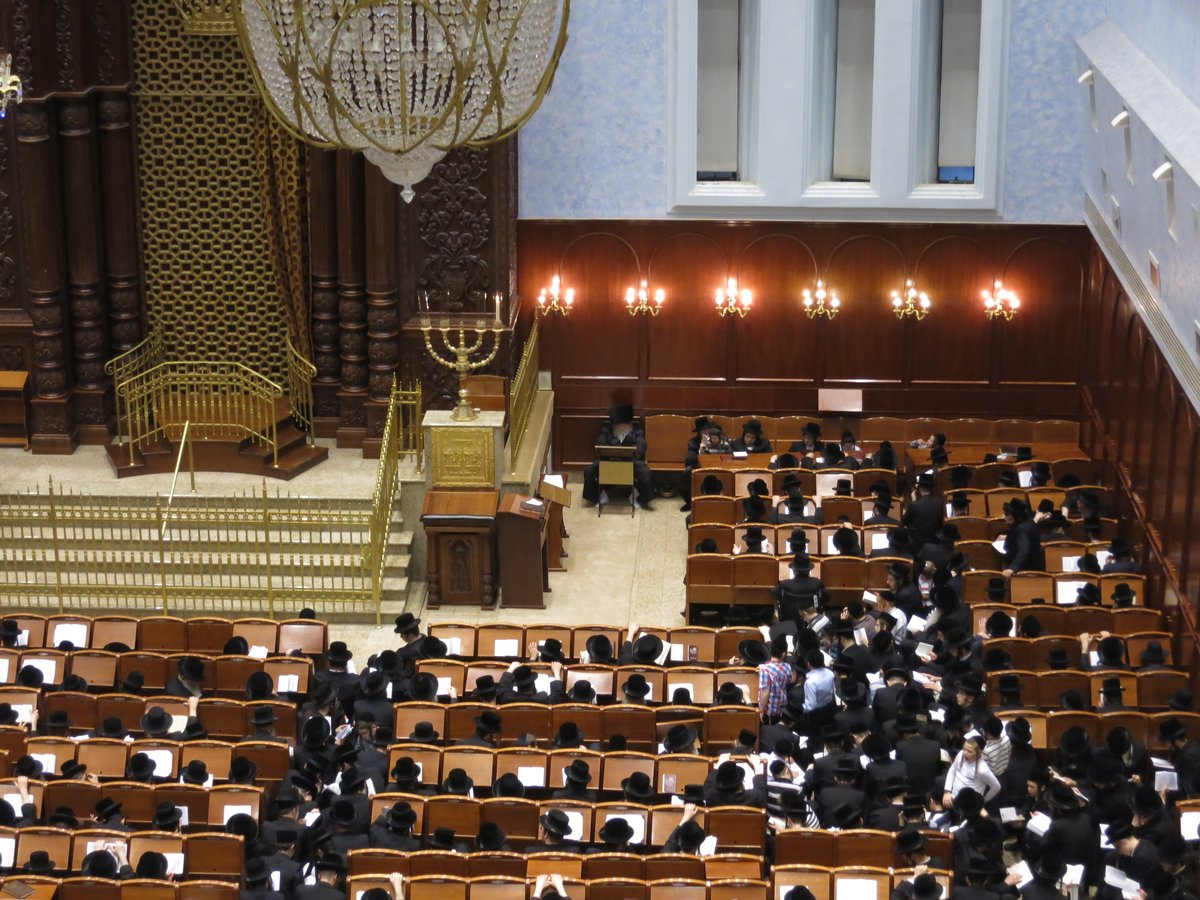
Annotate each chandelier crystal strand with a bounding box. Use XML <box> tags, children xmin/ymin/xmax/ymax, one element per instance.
<box><xmin>234</xmin><ymin>0</ymin><xmax>569</xmax><ymax>201</ymax></box>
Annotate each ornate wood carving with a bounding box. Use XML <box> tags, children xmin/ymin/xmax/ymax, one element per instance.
<box><xmin>55</xmin><ymin>0</ymin><xmax>75</xmax><ymax>91</ymax></box>
<box><xmin>59</xmin><ymin>97</ymin><xmax>110</xmax><ymax>433</ymax></box>
<box><xmin>96</xmin><ymin>93</ymin><xmax>144</xmax><ymax>360</ymax></box>
<box><xmin>307</xmin><ymin>149</ymin><xmax>340</xmax><ymax>429</ymax></box>
<box><xmin>89</xmin><ymin>0</ymin><xmax>116</xmax><ymax>85</ymax></box>
<box><xmin>11</xmin><ymin>0</ymin><xmax>34</xmax><ymax>95</ymax></box>
<box><xmin>417</xmin><ymin>148</ymin><xmax>492</xmax><ymax>314</ymax></box>
<box><xmin>335</xmin><ymin>151</ymin><xmax>368</xmax><ymax>439</ymax></box>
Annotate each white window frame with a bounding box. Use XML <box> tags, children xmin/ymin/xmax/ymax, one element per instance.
<box><xmin>666</xmin><ymin>0</ymin><xmax>1011</xmax><ymax>218</ymax></box>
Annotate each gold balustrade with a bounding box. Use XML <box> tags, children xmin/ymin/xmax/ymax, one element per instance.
<box><xmin>285</xmin><ymin>336</ymin><xmax>317</xmax><ymax>441</ymax></box>
<box><xmin>0</xmin><ymin>481</ymin><xmax>381</xmax><ymax>619</ymax></box>
<box><xmin>117</xmin><ymin>360</ymin><xmax>282</xmax><ymax>467</ymax></box>
<box><xmin>104</xmin><ymin>328</ymin><xmax>164</xmax><ymax>445</ymax></box>
<box><xmin>508</xmin><ymin>319</ymin><xmax>540</xmax><ymax>466</ymax></box>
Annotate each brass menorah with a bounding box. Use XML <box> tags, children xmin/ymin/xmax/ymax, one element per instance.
<box><xmin>419</xmin><ymin>310</ymin><xmax>505</xmax><ymax>421</ymax></box>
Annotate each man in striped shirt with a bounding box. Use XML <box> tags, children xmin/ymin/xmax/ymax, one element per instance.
<box><xmin>757</xmin><ymin>636</ymin><xmax>795</xmax><ymax>722</ymax></box>
<box><xmin>981</xmin><ymin>714</ymin><xmax>1011</xmax><ymax>777</ymax></box>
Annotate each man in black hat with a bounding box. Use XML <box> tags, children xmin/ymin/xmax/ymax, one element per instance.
<box><xmin>865</xmin><ymin>491</ymin><xmax>899</xmax><ymax>527</ymax></box>
<box><xmin>368</xmin><ymin>800</ymin><xmax>420</xmax><ymax>852</ymax></box>
<box><xmin>731</xmin><ymin>418</ymin><xmax>772</xmax><ymax>454</ymax></box>
<box><xmin>703</xmin><ymin>757</ymin><xmax>767</xmax><ymax>808</ymax></box>
<box><xmin>497</xmin><ymin>663</ymin><xmax>553</xmax><ymax>704</ymax></box>
<box><xmin>351</xmin><ymin>670</ymin><xmax>395</xmax><ymax>727</ymax></box>
<box><xmin>1102</xmin><ymin>538</ymin><xmax>1140</xmax><ymax>574</ymax></box>
<box><xmin>775</xmin><ymin>475</ymin><xmax>822</xmax><ymax>525</ymax></box>
<box><xmin>393</xmin><ymin>613</ymin><xmax>428</xmax><ymax>660</ymax></box>
<box><xmin>532</xmin><ymin>809</ymin><xmax>585</xmax><ymax>854</ymax></box>
<box><xmin>294</xmin><ymin>852</ymin><xmax>347</xmax><ymax>900</ymax></box>
<box><xmin>662</xmin><ymin>802</ymin><xmax>708</xmax><ymax>853</ymax></box>
<box><xmin>679</xmin><ymin>417</ymin><xmax>729</xmax><ymax>511</ymax></box>
<box><xmin>1002</xmin><ymin>499</ymin><xmax>1045</xmax><ymax>577</ymax></box>
<box><xmin>583</xmin><ymin>405</ymin><xmax>655</xmax><ymax>510</ymax></box>
<box><xmin>552</xmin><ymin>760</ymin><xmax>597</xmax><ymax>802</ymax></box>
<box><xmin>893</xmin><ymin>714</ymin><xmax>944</xmax><ymax>799</ymax></box>
<box><xmin>816</xmin><ymin>757</ymin><xmax>864</xmax><ymax>827</ymax></box>
<box><xmin>617</xmin><ymin>624</ymin><xmax>667</xmax><ymax>666</ymax></box>
<box><xmin>902</xmin><ymin>473</ymin><xmax>944</xmax><ymax>551</ymax></box>
<box><xmin>314</xmin><ymin>641</ymin><xmax>359</xmax><ymax>707</ymax></box>
<box><xmin>590</xmin><ymin>816</ymin><xmax>638</xmax><ymax>855</ymax></box>
<box><xmin>1161</xmin><ymin>718</ymin><xmax>1200</xmax><ymax>789</ymax></box>
<box><xmin>771</xmin><ymin>555</ymin><xmax>825</xmax><ymax>623</ymax></box>
<box><xmin>456</xmin><ymin>709</ymin><xmax>502</xmax><ymax>748</ymax></box>
<box><xmin>165</xmin><ymin>656</ymin><xmax>206</xmax><ymax>698</ymax></box>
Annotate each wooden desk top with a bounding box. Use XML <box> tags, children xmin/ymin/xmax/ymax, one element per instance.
<box><xmin>0</xmin><ymin>371</ymin><xmax>28</xmax><ymax>390</ymax></box>
<box><xmin>422</xmin><ymin>489</ymin><xmax>499</xmax><ymax>518</ymax></box>
<box><xmin>699</xmin><ymin>445</ymin><xmax>1086</xmax><ymax>469</ymax></box>
<box><xmin>698</xmin><ymin>453</ymin><xmax>775</xmax><ymax>469</ymax></box>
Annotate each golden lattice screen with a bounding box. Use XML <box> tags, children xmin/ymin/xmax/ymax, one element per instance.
<box><xmin>131</xmin><ymin>0</ymin><xmax>305</xmax><ymax>383</ymax></box>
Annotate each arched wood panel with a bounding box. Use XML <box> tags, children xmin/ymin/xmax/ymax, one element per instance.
<box><xmin>910</xmin><ymin>237</ymin><xmax>996</xmax><ymax>384</ymax></box>
<box><xmin>647</xmin><ymin>233</ymin><xmax>730</xmax><ymax>380</ymax></box>
<box><xmin>553</xmin><ymin>232</ymin><xmax>643</xmax><ymax>380</ymax></box>
<box><xmin>732</xmin><ymin>235</ymin><xmax>819</xmax><ymax>382</ymax></box>
<box><xmin>998</xmin><ymin>239</ymin><xmax>1085</xmax><ymax>384</ymax></box>
<box><xmin>821</xmin><ymin>236</ymin><xmax>907</xmax><ymax>382</ymax></box>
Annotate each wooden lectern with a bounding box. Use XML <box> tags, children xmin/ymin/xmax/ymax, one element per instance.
<box><xmin>421</xmin><ymin>490</ymin><xmax>499</xmax><ymax>609</ymax></box>
<box><xmin>496</xmin><ymin>493</ymin><xmax>549</xmax><ymax>609</ymax></box>
<box><xmin>539</xmin><ymin>474</ymin><xmax>572</xmax><ymax>571</ymax></box>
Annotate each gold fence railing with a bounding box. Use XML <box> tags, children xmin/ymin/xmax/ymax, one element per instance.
<box><xmin>0</xmin><ymin>480</ymin><xmax>379</xmax><ymax>619</ymax></box>
<box><xmin>362</xmin><ymin>378</ymin><xmax>422</xmax><ymax>625</ymax></box>
<box><xmin>104</xmin><ymin>328</ymin><xmax>164</xmax><ymax>445</ymax></box>
<box><xmin>285</xmin><ymin>336</ymin><xmax>316</xmax><ymax>441</ymax></box>
<box><xmin>508</xmin><ymin>319</ymin><xmax>539</xmax><ymax>466</ymax></box>
<box><xmin>117</xmin><ymin>360</ymin><xmax>282</xmax><ymax>467</ymax></box>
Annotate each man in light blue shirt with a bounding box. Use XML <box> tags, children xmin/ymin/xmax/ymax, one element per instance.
<box><xmin>802</xmin><ymin>650</ymin><xmax>836</xmax><ymax>734</ymax></box>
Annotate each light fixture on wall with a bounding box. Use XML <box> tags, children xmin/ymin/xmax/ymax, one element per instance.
<box><xmin>891</xmin><ymin>279</ymin><xmax>931</xmax><ymax>320</ymax></box>
<box><xmin>801</xmin><ymin>280</ymin><xmax>840</xmax><ymax>320</ymax></box>
<box><xmin>0</xmin><ymin>54</ymin><xmax>23</xmax><ymax>118</ymax></box>
<box><xmin>625</xmin><ymin>280</ymin><xmax>665</xmax><ymax>316</ymax></box>
<box><xmin>537</xmin><ymin>275</ymin><xmax>574</xmax><ymax>316</ymax></box>
<box><xmin>233</xmin><ymin>0</ymin><xmax>570</xmax><ymax>202</ymax></box>
<box><xmin>982</xmin><ymin>280</ymin><xmax>1020</xmax><ymax>321</ymax></box>
<box><xmin>716</xmin><ymin>278</ymin><xmax>752</xmax><ymax>318</ymax></box>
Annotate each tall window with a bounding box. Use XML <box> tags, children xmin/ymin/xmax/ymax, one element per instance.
<box><xmin>830</xmin><ymin>0</ymin><xmax>875</xmax><ymax>182</ymax></box>
<box><xmin>697</xmin><ymin>0</ymin><xmax>742</xmax><ymax>181</ymax></box>
<box><xmin>934</xmin><ymin>0</ymin><xmax>982</xmax><ymax>184</ymax></box>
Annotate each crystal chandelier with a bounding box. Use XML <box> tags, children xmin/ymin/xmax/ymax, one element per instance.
<box><xmin>0</xmin><ymin>54</ymin><xmax>24</xmax><ymax>118</ymax></box>
<box><xmin>234</xmin><ymin>0</ymin><xmax>570</xmax><ymax>202</ymax></box>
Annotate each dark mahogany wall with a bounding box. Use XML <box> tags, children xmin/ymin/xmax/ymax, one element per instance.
<box><xmin>1079</xmin><ymin>243</ymin><xmax>1200</xmax><ymax>676</ymax></box>
<box><xmin>516</xmin><ymin>221</ymin><xmax>1092</xmax><ymax>467</ymax></box>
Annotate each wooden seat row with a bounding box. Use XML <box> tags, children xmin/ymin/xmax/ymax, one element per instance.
<box><xmin>966</xmin><ymin>570</ymin><xmax>1145</xmax><ymax>605</ymax></box>
<box><xmin>0</xmin><ymin>650</ymin><xmax>312</xmax><ymax>695</ymax></box>
<box><xmin>359</xmin><ymin>795</ymin><xmax>767</xmax><ymax>853</ymax></box>
<box><xmin>413</xmin><ymin>659</ymin><xmax>761</xmax><ymax>700</ymax></box>
<box><xmin>390</xmin><ymin>704</ymin><xmax>760</xmax><ymax>754</ymax></box>
<box><xmin>7</xmin><ymin>877</ymin><xmax>239</xmax><ymax>900</ymax></box>
<box><xmin>17</xmin><ymin>737</ymin><xmax>290</xmax><ymax>787</ymax></box>
<box><xmin>0</xmin><ymin>616</ymin><xmax>327</xmax><ymax>657</ymax></box>
<box><xmin>0</xmin><ymin>778</ymin><xmax>264</xmax><ymax>825</ymax></box>
<box><xmin>689</xmin><ymin>469</ymin><xmax>900</xmax><ymax>502</ymax></box>
<box><xmin>349</xmin><ymin>867</ymin><xmax>951</xmax><ymax>900</ymax></box>
<box><xmin>426</xmin><ymin>624</ymin><xmax>779</xmax><ymax>664</ymax></box>
<box><xmin>969</xmin><ymin>604</ymin><xmax>1161</xmax><ymax>636</ymax></box>
<box><xmin>978</xmin><ymin>630</ymin><xmax>1171</xmax><ymax>665</ymax></box>
<box><xmin>992</xmin><ymin>710</ymin><xmax>1200</xmax><ymax>750</ymax></box>
<box><xmin>0</xmin><ymin>829</ymin><xmax>244</xmax><ymax>879</ymax></box>
<box><xmin>981</xmin><ymin>668</ymin><xmax>1188</xmax><ymax>709</ymax></box>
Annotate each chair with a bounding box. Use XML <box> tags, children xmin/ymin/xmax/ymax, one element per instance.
<box><xmin>479</xmin><ymin>798</ymin><xmax>540</xmax><ymax>844</ymax></box>
<box><xmin>185</xmin><ymin>619</ymin><xmax>233</xmax><ymax>655</ymax></box>
<box><xmin>832</xmin><ymin>866</ymin><xmax>891</xmax><ymax>900</ymax></box>
<box><xmin>60</xmin><ymin>878</ymin><xmax>122</xmax><ymax>900</ymax></box>
<box><xmin>732</xmin><ymin>555</ymin><xmax>780</xmax><ymax>608</ymax></box>
<box><xmin>706</xmin><ymin>806</ymin><xmax>766</xmax><ymax>852</ymax></box>
<box><xmin>603</xmin><ymin>705</ymin><xmax>657</xmax><ymax>749</ymax></box>
<box><xmin>232</xmin><ymin>740</ymin><xmax>291</xmax><ymax>782</ymax></box>
<box><xmin>185</xmin><ymin>832</ymin><xmax>245</xmax><ymax>876</ymax></box>
<box><xmin>347</xmin><ymin>847</ymin><xmax>412</xmax><ymax>877</ymax></box>
<box><xmin>25</xmin><ymin>736</ymin><xmax>78</xmax><ymax>778</ymax></box>
<box><xmin>15</xmin><ymin>826</ymin><xmax>73</xmax><ymax>872</ymax></box>
<box><xmin>179</xmin><ymin>741</ymin><xmax>234</xmax><ymax>783</ymax></box>
<box><xmin>703</xmin><ymin>706</ymin><xmax>759</xmax><ymax>752</ymax></box>
<box><xmin>117</xmin><ymin>654</ymin><xmax>169</xmax><ymax>692</ymax></box>
<box><xmin>47</xmin><ymin>616</ymin><xmax>92</xmax><ymax>650</ymax></box>
<box><xmin>666</xmin><ymin>628</ymin><xmax>719</xmax><ymax>664</ymax></box>
<box><xmin>277</xmin><ymin>619</ymin><xmax>328</xmax><ymax>656</ymax></box>
<box><xmin>196</xmin><ymin>700</ymin><xmax>246</xmax><ymax>741</ymax></box>
<box><xmin>835</xmin><ymin>829</ymin><xmax>895</xmax><ymax>867</ymax></box>
<box><xmin>599</xmin><ymin>753</ymin><xmax>656</xmax><ymax>793</ymax></box>
<box><xmin>774</xmin><ymin>828</ymin><xmax>836</xmax><ymax>866</ymax></box>
<box><xmin>773</xmin><ymin>864</ymin><xmax>832</xmax><ymax>900</ymax></box>
<box><xmin>154</xmin><ymin>784</ymin><xmax>209</xmax><ymax>832</ymax></box>
<box><xmin>177</xmin><ymin>882</ymin><xmax>239</xmax><ymax>900</ymax></box>
<box><xmin>68</xmin><ymin>652</ymin><xmax>119</xmax><ymax>692</ymax></box>
<box><xmin>496</xmin><ymin>703</ymin><xmax>551</xmax><ymax>745</ymax></box>
<box><xmin>128</xmin><ymin>833</ymin><xmax>185</xmax><ymax>874</ymax></box>
<box><xmin>549</xmin><ymin>704</ymin><xmax>603</xmax><ymax>746</ymax></box>
<box><xmin>691</xmin><ymin>497</ymin><xmax>737</xmax><ymax>526</ymax></box>
<box><xmin>657</xmin><ymin>754</ymin><xmax>712</xmax><ymax>797</ymax></box>
<box><xmin>75</xmin><ymin>738</ymin><xmax>131</xmax><ymax>780</ymax></box>
<box><xmin>1137</xmin><ymin>671</ymin><xmax>1190</xmax><ymax>708</ymax></box>
<box><xmin>648</xmin><ymin>879</ymin><xmax>707</xmax><ymax>900</ymax></box>
<box><xmin>439</xmin><ymin>747</ymin><xmax>496</xmax><ymax>791</ymax></box>
<box><xmin>207</xmin><ymin>785</ymin><xmax>264</xmax><ymax>826</ymax></box>
<box><xmin>137</xmin><ymin>618</ymin><xmax>187</xmax><ymax>654</ymax></box>
<box><xmin>120</xmin><ymin>881</ymin><xmax>179</xmax><ymax>900</ymax></box>
<box><xmin>42</xmin><ymin>690</ymin><xmax>98</xmax><ymax>732</ymax></box>
<box><xmin>475</xmin><ymin>625</ymin><xmax>526</xmax><ymax>659</ymax></box>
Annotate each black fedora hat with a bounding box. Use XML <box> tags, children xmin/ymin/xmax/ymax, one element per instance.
<box><xmin>126</xmin><ymin>752</ymin><xmax>156</xmax><ymax>782</ymax></box>
<box><xmin>622</xmin><ymin>673</ymin><xmax>651</xmax><ymax>700</ymax></box>
<box><xmin>599</xmin><ymin>816</ymin><xmax>635</xmax><ymax>845</ymax></box>
<box><xmin>393</xmin><ymin>612</ymin><xmax>421</xmax><ymax>634</ymax></box>
<box><xmin>737</xmin><ymin>639</ymin><xmax>770</xmax><ymax>666</ymax></box>
<box><xmin>152</xmin><ymin>800</ymin><xmax>182</xmax><ymax>829</ymax></box>
<box><xmin>621</xmin><ymin>770</ymin><xmax>656</xmax><ymax>801</ymax></box>
<box><xmin>568</xmin><ymin>680</ymin><xmax>596</xmax><ymax>703</ymax></box>
<box><xmin>474</xmin><ymin>823</ymin><xmax>507</xmax><ymax>851</ymax></box>
<box><xmin>178</xmin><ymin>657</ymin><xmax>205</xmax><ymax>681</ymax></box>
<box><xmin>539</xmin><ymin>809</ymin><xmax>572</xmax><ymax>838</ymax></box>
<box><xmin>584</xmin><ymin>634</ymin><xmax>615</xmax><ymax>663</ymax></box>
<box><xmin>473</xmin><ymin>675</ymin><xmax>499</xmax><ymax>698</ymax></box>
<box><xmin>564</xmin><ymin>759</ymin><xmax>592</xmax><ymax>785</ymax></box>
<box><xmin>631</xmin><ymin>633</ymin><xmax>665</xmax><ymax>664</ymax></box>
<box><xmin>140</xmin><ymin>705</ymin><xmax>171</xmax><ymax>736</ymax></box>
<box><xmin>490</xmin><ymin>773</ymin><xmax>525</xmax><ymax>798</ymax></box>
<box><xmin>443</xmin><ymin>767</ymin><xmax>474</xmax><ymax>796</ymax></box>
<box><xmin>662</xmin><ymin>723</ymin><xmax>698</xmax><ymax>753</ymax></box>
<box><xmin>474</xmin><ymin>710</ymin><xmax>502</xmax><ymax>734</ymax></box>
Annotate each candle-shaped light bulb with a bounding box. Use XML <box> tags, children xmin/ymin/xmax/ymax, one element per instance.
<box><xmin>494</xmin><ymin>292</ymin><xmax>502</xmax><ymax>323</ymax></box>
<box><xmin>1011</xmin><ymin>298</ymin><xmax>1020</xmax><ymax>309</ymax></box>
<box><xmin>741</xmin><ymin>289</ymin><xmax>752</xmax><ymax>307</ymax></box>
<box><xmin>538</xmin><ymin>289</ymin><xmax>547</xmax><ymax>307</ymax></box>
<box><xmin>920</xmin><ymin>294</ymin><xmax>930</xmax><ymax>309</ymax></box>
<box><xmin>830</xmin><ymin>296</ymin><xmax>840</xmax><ymax>309</ymax></box>
<box><xmin>655</xmin><ymin>288</ymin><xmax>665</xmax><ymax>305</ymax></box>
<box><xmin>626</xmin><ymin>287</ymin><xmax>635</xmax><ymax>305</ymax></box>
<box><xmin>565</xmin><ymin>288</ymin><xmax>574</xmax><ymax>306</ymax></box>
<box><xmin>728</xmin><ymin>277</ymin><xmax>737</xmax><ymax>292</ymax></box>
<box><xmin>551</xmin><ymin>275</ymin><xmax>560</xmax><ymax>294</ymax></box>
<box><xmin>891</xmin><ymin>293</ymin><xmax>901</xmax><ymax>307</ymax></box>
<box><xmin>716</xmin><ymin>288</ymin><xmax>724</xmax><ymax>307</ymax></box>
<box><xmin>802</xmin><ymin>290</ymin><xmax>812</xmax><ymax>307</ymax></box>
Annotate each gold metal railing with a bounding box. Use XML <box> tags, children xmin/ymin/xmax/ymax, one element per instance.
<box><xmin>508</xmin><ymin>319</ymin><xmax>540</xmax><ymax>465</ymax></box>
<box><xmin>117</xmin><ymin>360</ymin><xmax>283</xmax><ymax>467</ymax></box>
<box><xmin>285</xmin><ymin>336</ymin><xmax>316</xmax><ymax>442</ymax></box>
<box><xmin>0</xmin><ymin>481</ymin><xmax>379</xmax><ymax>618</ymax></box>
<box><xmin>104</xmin><ymin>328</ymin><xmax>164</xmax><ymax>445</ymax></box>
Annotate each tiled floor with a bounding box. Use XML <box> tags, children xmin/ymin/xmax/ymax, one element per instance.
<box><xmin>0</xmin><ymin>445</ymin><xmax>689</xmax><ymax>660</ymax></box>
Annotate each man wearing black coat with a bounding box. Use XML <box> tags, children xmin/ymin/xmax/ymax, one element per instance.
<box><xmin>771</xmin><ymin>555</ymin><xmax>825</xmax><ymax>621</ymax></box>
<box><xmin>583</xmin><ymin>405</ymin><xmax>655</xmax><ymax>509</ymax></box>
<box><xmin>901</xmin><ymin>473</ymin><xmax>944</xmax><ymax>551</ymax></box>
<box><xmin>1002</xmin><ymin>499</ymin><xmax>1046</xmax><ymax>575</ymax></box>
<box><xmin>893</xmin><ymin>715</ymin><xmax>944</xmax><ymax>799</ymax></box>
<box><xmin>816</xmin><ymin>758</ymin><xmax>865</xmax><ymax>827</ymax></box>
<box><xmin>292</xmin><ymin>854</ymin><xmax>348</xmax><ymax>900</ymax></box>
<box><xmin>368</xmin><ymin>802</ymin><xmax>421</xmax><ymax>852</ymax></box>
<box><xmin>702</xmin><ymin>758</ymin><xmax>768</xmax><ymax>808</ymax></box>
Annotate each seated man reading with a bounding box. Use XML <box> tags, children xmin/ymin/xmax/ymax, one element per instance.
<box><xmin>582</xmin><ymin>405</ymin><xmax>656</xmax><ymax>510</ymax></box>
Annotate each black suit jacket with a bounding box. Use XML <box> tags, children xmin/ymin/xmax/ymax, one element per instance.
<box><xmin>1004</xmin><ymin>519</ymin><xmax>1046</xmax><ymax>573</ymax></box>
<box><xmin>902</xmin><ymin>494</ymin><xmax>945</xmax><ymax>548</ymax></box>
<box><xmin>816</xmin><ymin>784</ymin><xmax>865</xmax><ymax>827</ymax></box>
<box><xmin>894</xmin><ymin>735</ymin><xmax>944</xmax><ymax>798</ymax></box>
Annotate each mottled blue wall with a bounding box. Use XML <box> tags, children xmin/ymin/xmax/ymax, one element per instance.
<box><xmin>518</xmin><ymin>0</ymin><xmax>1108</xmax><ymax>223</ymax></box>
<box><xmin>1104</xmin><ymin>0</ymin><xmax>1200</xmax><ymax>108</ymax></box>
<box><xmin>518</xmin><ymin>0</ymin><xmax>668</xmax><ymax>219</ymax></box>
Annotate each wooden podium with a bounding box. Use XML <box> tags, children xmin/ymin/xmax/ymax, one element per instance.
<box><xmin>421</xmin><ymin>489</ymin><xmax>499</xmax><ymax>609</ymax></box>
<box><xmin>540</xmin><ymin>474</ymin><xmax>571</xmax><ymax>572</ymax></box>
<box><xmin>496</xmin><ymin>493</ymin><xmax>549</xmax><ymax>609</ymax></box>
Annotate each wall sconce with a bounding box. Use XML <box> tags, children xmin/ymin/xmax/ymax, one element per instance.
<box><xmin>537</xmin><ymin>275</ymin><xmax>573</xmax><ymax>316</ymax></box>
<box><xmin>982</xmin><ymin>280</ymin><xmax>1020</xmax><ymax>321</ymax></box>
<box><xmin>625</xmin><ymin>280</ymin><xmax>665</xmax><ymax>316</ymax></box>
<box><xmin>891</xmin><ymin>279</ymin><xmax>931</xmax><ymax>320</ymax></box>
<box><xmin>801</xmin><ymin>280</ymin><xmax>840</xmax><ymax>320</ymax></box>
<box><xmin>716</xmin><ymin>277</ymin><xmax>752</xmax><ymax>318</ymax></box>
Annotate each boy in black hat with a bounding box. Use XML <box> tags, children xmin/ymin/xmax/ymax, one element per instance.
<box><xmin>730</xmin><ymin>418</ymin><xmax>772</xmax><ymax>454</ymax></box>
<box><xmin>393</xmin><ymin>612</ymin><xmax>427</xmax><ymax>659</ymax></box>
<box><xmin>617</xmin><ymin>624</ymin><xmax>667</xmax><ymax>666</ymax></box>
<box><xmin>456</xmin><ymin>709</ymin><xmax>502</xmax><ymax>747</ymax></box>
<box><xmin>496</xmin><ymin>662</ymin><xmax>553</xmax><ymax>704</ymax></box>
<box><xmin>1001</xmin><ymin>498</ymin><xmax>1045</xmax><ymax>576</ymax></box>
<box><xmin>775</xmin><ymin>475</ymin><xmax>822</xmax><ymax>524</ymax></box>
<box><xmin>662</xmin><ymin>802</ymin><xmax>708</xmax><ymax>853</ymax></box>
<box><xmin>902</xmin><ymin>473</ymin><xmax>944</xmax><ymax>552</ymax></box>
<box><xmin>583</xmin><ymin>404</ymin><xmax>655</xmax><ymax>510</ymax></box>
<box><xmin>679</xmin><ymin>417</ymin><xmax>728</xmax><ymax>511</ymax></box>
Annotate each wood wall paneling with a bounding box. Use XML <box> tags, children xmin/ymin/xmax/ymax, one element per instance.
<box><xmin>910</xmin><ymin>236</ymin><xmax>994</xmax><ymax>384</ymax></box>
<box><xmin>646</xmin><ymin>233</ymin><xmax>730</xmax><ymax>381</ymax></box>
<box><xmin>732</xmin><ymin>234</ymin><xmax>818</xmax><ymax>382</ymax></box>
<box><xmin>998</xmin><ymin>238</ymin><xmax>1084</xmax><ymax>385</ymax></box>
<box><xmin>554</xmin><ymin>232</ymin><xmax>642</xmax><ymax>381</ymax></box>
<box><xmin>820</xmin><ymin>236</ymin><xmax>907</xmax><ymax>383</ymax></box>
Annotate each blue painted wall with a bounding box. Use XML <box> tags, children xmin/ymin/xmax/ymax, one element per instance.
<box><xmin>518</xmin><ymin>0</ymin><xmax>1107</xmax><ymax>222</ymax></box>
